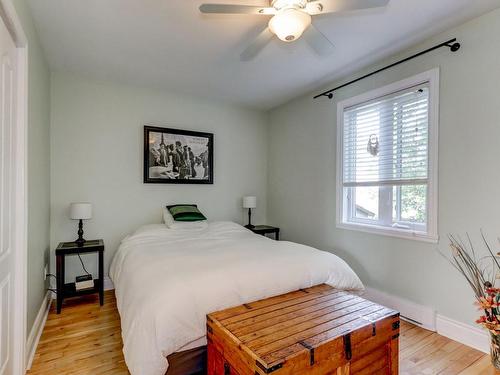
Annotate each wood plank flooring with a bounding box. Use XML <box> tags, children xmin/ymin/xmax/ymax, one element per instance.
<box><xmin>27</xmin><ymin>291</ymin><xmax>500</xmax><ymax>374</ymax></box>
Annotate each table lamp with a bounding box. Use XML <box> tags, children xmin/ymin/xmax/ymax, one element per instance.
<box><xmin>243</xmin><ymin>196</ymin><xmax>256</xmax><ymax>229</ymax></box>
<box><xmin>70</xmin><ymin>202</ymin><xmax>92</xmax><ymax>247</ymax></box>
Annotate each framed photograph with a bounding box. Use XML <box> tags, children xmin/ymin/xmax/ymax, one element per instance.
<box><xmin>144</xmin><ymin>126</ymin><xmax>213</xmax><ymax>184</ymax></box>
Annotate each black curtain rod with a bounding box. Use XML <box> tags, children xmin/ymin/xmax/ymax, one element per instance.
<box><xmin>313</xmin><ymin>38</ymin><xmax>461</xmax><ymax>100</ymax></box>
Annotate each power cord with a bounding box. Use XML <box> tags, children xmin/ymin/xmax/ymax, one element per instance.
<box><xmin>46</xmin><ymin>274</ymin><xmax>57</xmax><ymax>294</ymax></box>
<box><xmin>77</xmin><ymin>253</ymin><xmax>91</xmax><ymax>276</ymax></box>
<box><xmin>45</xmin><ymin>253</ymin><xmax>91</xmax><ymax>295</ymax></box>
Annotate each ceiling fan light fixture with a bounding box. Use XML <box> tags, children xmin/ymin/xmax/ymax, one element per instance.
<box><xmin>268</xmin><ymin>9</ymin><xmax>311</xmax><ymax>42</ymax></box>
<box><xmin>271</xmin><ymin>0</ymin><xmax>307</xmax><ymax>10</ymax></box>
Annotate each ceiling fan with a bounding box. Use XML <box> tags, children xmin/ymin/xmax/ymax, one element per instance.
<box><xmin>199</xmin><ymin>0</ymin><xmax>390</xmax><ymax>61</ymax></box>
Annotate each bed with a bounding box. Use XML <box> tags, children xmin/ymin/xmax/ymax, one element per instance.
<box><xmin>109</xmin><ymin>221</ymin><xmax>363</xmax><ymax>375</ymax></box>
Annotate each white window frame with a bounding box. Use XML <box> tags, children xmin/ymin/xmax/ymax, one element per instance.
<box><xmin>336</xmin><ymin>69</ymin><xmax>439</xmax><ymax>243</ymax></box>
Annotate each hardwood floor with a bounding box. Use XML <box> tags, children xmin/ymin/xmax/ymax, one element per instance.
<box><xmin>28</xmin><ymin>291</ymin><xmax>500</xmax><ymax>374</ymax></box>
<box><xmin>28</xmin><ymin>291</ymin><xmax>128</xmax><ymax>375</ymax></box>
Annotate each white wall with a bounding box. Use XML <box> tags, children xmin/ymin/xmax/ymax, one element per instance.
<box><xmin>268</xmin><ymin>8</ymin><xmax>500</xmax><ymax>326</ymax></box>
<box><xmin>50</xmin><ymin>73</ymin><xmax>268</xmax><ymax>282</ymax></box>
<box><xmin>11</xmin><ymin>0</ymin><xmax>51</xmax><ymax>334</ymax></box>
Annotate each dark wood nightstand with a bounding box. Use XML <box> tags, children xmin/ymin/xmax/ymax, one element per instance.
<box><xmin>55</xmin><ymin>239</ymin><xmax>104</xmax><ymax>314</ymax></box>
<box><xmin>248</xmin><ymin>225</ymin><xmax>280</xmax><ymax>240</ymax></box>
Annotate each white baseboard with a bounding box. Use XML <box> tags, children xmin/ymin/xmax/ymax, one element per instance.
<box><xmin>436</xmin><ymin>314</ymin><xmax>489</xmax><ymax>353</ymax></box>
<box><xmin>103</xmin><ymin>276</ymin><xmax>114</xmax><ymax>291</ymax></box>
<box><xmin>364</xmin><ymin>287</ymin><xmax>436</xmax><ymax>331</ymax></box>
<box><xmin>364</xmin><ymin>287</ymin><xmax>489</xmax><ymax>354</ymax></box>
<box><xmin>26</xmin><ymin>291</ymin><xmax>52</xmax><ymax>370</ymax></box>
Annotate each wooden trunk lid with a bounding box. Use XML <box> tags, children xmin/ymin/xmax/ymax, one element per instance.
<box><xmin>207</xmin><ymin>284</ymin><xmax>399</xmax><ymax>374</ymax></box>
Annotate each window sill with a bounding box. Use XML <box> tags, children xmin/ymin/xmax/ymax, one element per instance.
<box><xmin>337</xmin><ymin>221</ymin><xmax>438</xmax><ymax>243</ymax></box>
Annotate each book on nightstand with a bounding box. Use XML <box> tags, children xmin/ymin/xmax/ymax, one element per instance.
<box><xmin>75</xmin><ymin>274</ymin><xmax>94</xmax><ymax>291</ymax></box>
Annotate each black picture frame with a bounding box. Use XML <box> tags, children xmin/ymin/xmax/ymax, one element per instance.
<box><xmin>144</xmin><ymin>126</ymin><xmax>214</xmax><ymax>184</ymax></box>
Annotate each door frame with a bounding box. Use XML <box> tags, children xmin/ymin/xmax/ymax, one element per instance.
<box><xmin>0</xmin><ymin>0</ymin><xmax>28</xmax><ymax>374</ymax></box>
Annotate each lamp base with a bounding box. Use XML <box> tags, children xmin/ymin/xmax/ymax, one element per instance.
<box><xmin>75</xmin><ymin>238</ymin><xmax>86</xmax><ymax>247</ymax></box>
<box><xmin>75</xmin><ymin>219</ymin><xmax>86</xmax><ymax>247</ymax></box>
<box><xmin>245</xmin><ymin>208</ymin><xmax>255</xmax><ymax>229</ymax></box>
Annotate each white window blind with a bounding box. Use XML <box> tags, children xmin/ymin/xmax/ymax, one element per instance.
<box><xmin>342</xmin><ymin>83</ymin><xmax>429</xmax><ymax>187</ymax></box>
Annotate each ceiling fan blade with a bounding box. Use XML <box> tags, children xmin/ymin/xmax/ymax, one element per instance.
<box><xmin>240</xmin><ymin>27</ymin><xmax>274</xmax><ymax>61</ymax></box>
<box><xmin>199</xmin><ymin>4</ymin><xmax>275</xmax><ymax>15</ymax></box>
<box><xmin>305</xmin><ymin>0</ymin><xmax>389</xmax><ymax>15</ymax></box>
<box><xmin>303</xmin><ymin>25</ymin><xmax>334</xmax><ymax>57</ymax></box>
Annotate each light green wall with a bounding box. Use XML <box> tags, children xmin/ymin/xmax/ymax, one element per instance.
<box><xmin>10</xmin><ymin>0</ymin><xmax>51</xmax><ymax>333</ymax></box>
<box><xmin>268</xmin><ymin>8</ymin><xmax>500</xmax><ymax>326</ymax></box>
<box><xmin>50</xmin><ymin>73</ymin><xmax>268</xmax><ymax>282</ymax></box>
<box><xmin>11</xmin><ymin>0</ymin><xmax>499</xmax><ymax>334</ymax></box>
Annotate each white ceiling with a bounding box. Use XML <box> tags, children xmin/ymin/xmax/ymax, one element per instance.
<box><xmin>28</xmin><ymin>0</ymin><xmax>500</xmax><ymax>110</ymax></box>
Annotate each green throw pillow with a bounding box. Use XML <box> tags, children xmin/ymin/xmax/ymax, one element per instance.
<box><xmin>166</xmin><ymin>204</ymin><xmax>207</xmax><ymax>222</ymax></box>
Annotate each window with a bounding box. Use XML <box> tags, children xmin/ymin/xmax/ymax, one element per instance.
<box><xmin>337</xmin><ymin>70</ymin><xmax>438</xmax><ymax>242</ymax></box>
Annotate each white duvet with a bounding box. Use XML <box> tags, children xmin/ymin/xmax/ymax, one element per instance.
<box><xmin>110</xmin><ymin>221</ymin><xmax>363</xmax><ymax>375</ymax></box>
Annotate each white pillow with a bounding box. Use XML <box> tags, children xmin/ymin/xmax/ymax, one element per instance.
<box><xmin>162</xmin><ymin>208</ymin><xmax>208</xmax><ymax>230</ymax></box>
<box><xmin>163</xmin><ymin>208</ymin><xmax>175</xmax><ymax>227</ymax></box>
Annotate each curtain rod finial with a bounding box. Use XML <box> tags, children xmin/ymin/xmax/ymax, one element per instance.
<box><xmin>449</xmin><ymin>42</ymin><xmax>461</xmax><ymax>52</ymax></box>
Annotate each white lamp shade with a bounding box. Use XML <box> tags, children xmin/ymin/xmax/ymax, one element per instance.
<box><xmin>243</xmin><ymin>196</ymin><xmax>257</xmax><ymax>209</ymax></box>
<box><xmin>70</xmin><ymin>202</ymin><xmax>92</xmax><ymax>220</ymax></box>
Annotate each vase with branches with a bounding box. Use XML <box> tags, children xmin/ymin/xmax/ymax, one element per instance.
<box><xmin>442</xmin><ymin>232</ymin><xmax>500</xmax><ymax>369</ymax></box>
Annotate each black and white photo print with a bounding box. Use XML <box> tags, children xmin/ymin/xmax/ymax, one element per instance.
<box><xmin>144</xmin><ymin>126</ymin><xmax>213</xmax><ymax>184</ymax></box>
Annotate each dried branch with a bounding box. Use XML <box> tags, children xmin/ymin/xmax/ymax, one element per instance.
<box><xmin>442</xmin><ymin>232</ymin><xmax>500</xmax><ymax>335</ymax></box>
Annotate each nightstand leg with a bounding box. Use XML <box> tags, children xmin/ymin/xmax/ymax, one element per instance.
<box><xmin>56</xmin><ymin>254</ymin><xmax>63</xmax><ymax>314</ymax></box>
<box><xmin>99</xmin><ymin>250</ymin><xmax>104</xmax><ymax>306</ymax></box>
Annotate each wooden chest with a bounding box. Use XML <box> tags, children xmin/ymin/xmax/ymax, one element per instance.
<box><xmin>207</xmin><ymin>284</ymin><xmax>399</xmax><ymax>375</ymax></box>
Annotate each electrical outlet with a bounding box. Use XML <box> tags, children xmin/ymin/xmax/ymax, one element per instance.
<box><xmin>44</xmin><ymin>265</ymin><xmax>48</xmax><ymax>281</ymax></box>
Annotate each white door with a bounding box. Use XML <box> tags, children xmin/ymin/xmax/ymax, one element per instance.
<box><xmin>0</xmin><ymin>12</ymin><xmax>17</xmax><ymax>375</ymax></box>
